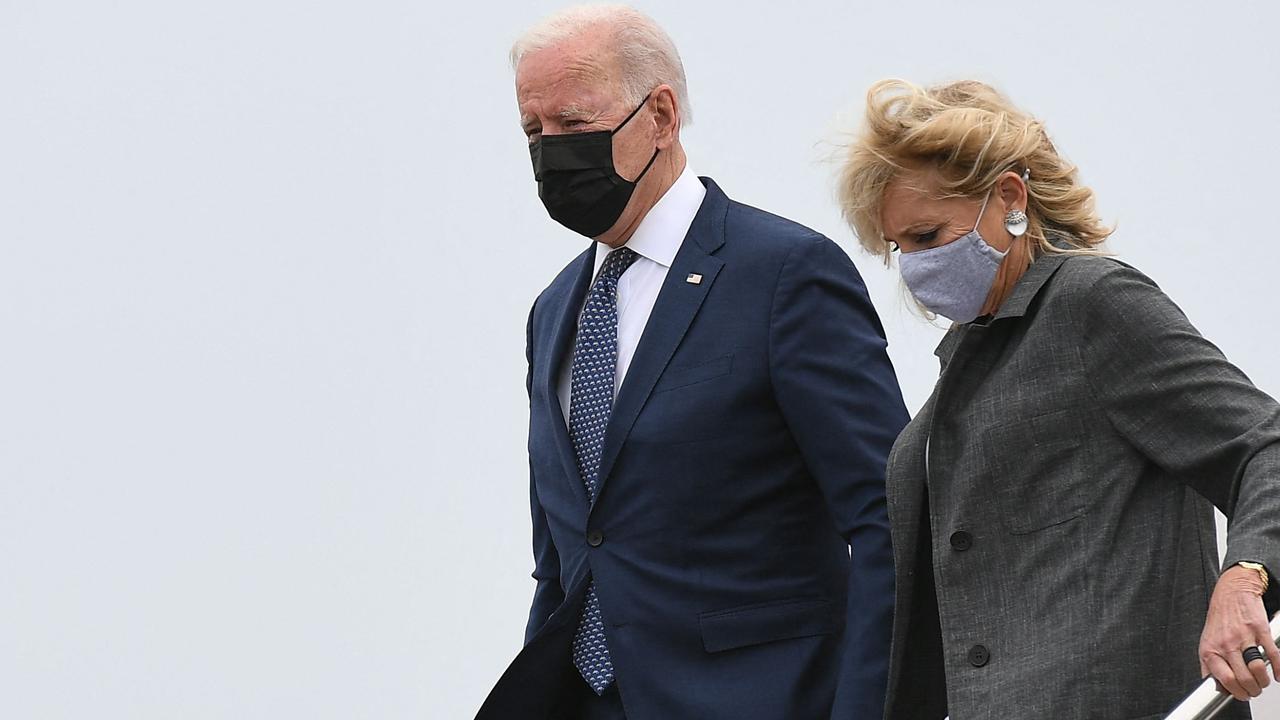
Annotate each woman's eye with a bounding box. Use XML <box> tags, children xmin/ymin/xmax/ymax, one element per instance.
<box><xmin>916</xmin><ymin>229</ymin><xmax>938</xmax><ymax>244</ymax></box>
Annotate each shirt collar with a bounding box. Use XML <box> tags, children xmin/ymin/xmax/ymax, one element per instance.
<box><xmin>594</xmin><ymin>163</ymin><xmax>707</xmax><ymax>275</ymax></box>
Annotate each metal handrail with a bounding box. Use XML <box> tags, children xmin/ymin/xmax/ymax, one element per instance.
<box><xmin>1163</xmin><ymin>613</ymin><xmax>1280</xmax><ymax>720</ymax></box>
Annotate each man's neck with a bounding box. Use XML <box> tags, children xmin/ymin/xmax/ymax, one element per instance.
<box><xmin>597</xmin><ymin>146</ymin><xmax>688</xmax><ymax>249</ymax></box>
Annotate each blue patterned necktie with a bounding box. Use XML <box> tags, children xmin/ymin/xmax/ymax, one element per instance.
<box><xmin>569</xmin><ymin>246</ymin><xmax>639</xmax><ymax>695</ymax></box>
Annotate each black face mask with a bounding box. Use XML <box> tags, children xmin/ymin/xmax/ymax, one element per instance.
<box><xmin>529</xmin><ymin>96</ymin><xmax>660</xmax><ymax>238</ymax></box>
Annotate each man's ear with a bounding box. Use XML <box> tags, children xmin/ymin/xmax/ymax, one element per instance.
<box><xmin>651</xmin><ymin>85</ymin><xmax>680</xmax><ymax>150</ymax></box>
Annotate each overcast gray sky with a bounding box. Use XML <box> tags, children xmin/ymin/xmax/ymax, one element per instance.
<box><xmin>2</xmin><ymin>1</ymin><xmax>1278</xmax><ymax>718</ymax></box>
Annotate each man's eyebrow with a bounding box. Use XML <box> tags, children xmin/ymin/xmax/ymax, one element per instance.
<box><xmin>557</xmin><ymin>104</ymin><xmax>594</xmax><ymax>119</ymax></box>
<box><xmin>519</xmin><ymin>105</ymin><xmax>596</xmax><ymax>134</ymax></box>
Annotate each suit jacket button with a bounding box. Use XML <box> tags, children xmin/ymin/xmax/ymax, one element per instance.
<box><xmin>968</xmin><ymin>644</ymin><xmax>990</xmax><ymax>667</ymax></box>
<box><xmin>950</xmin><ymin>531</ymin><xmax>973</xmax><ymax>551</ymax></box>
<box><xmin>587</xmin><ymin>530</ymin><xmax>604</xmax><ymax>547</ymax></box>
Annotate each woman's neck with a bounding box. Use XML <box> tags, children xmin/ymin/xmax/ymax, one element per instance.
<box><xmin>979</xmin><ymin>236</ymin><xmax>1034</xmax><ymax>318</ymax></box>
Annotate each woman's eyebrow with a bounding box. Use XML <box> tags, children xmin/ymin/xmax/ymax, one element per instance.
<box><xmin>885</xmin><ymin>218</ymin><xmax>942</xmax><ymax>241</ymax></box>
<box><xmin>903</xmin><ymin>221</ymin><xmax>941</xmax><ymax>234</ymax></box>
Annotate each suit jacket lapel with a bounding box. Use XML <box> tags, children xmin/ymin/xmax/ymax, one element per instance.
<box><xmin>591</xmin><ymin>178</ymin><xmax>729</xmax><ymax>511</ymax></box>
<box><xmin>539</xmin><ymin>244</ymin><xmax>596</xmax><ymax>507</ymax></box>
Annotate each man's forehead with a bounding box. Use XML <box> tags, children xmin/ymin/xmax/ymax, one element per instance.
<box><xmin>518</xmin><ymin>81</ymin><xmax>608</xmax><ymax>114</ymax></box>
<box><xmin>519</xmin><ymin>29</ymin><xmax>611</xmax><ymax>77</ymax></box>
<box><xmin>517</xmin><ymin>83</ymin><xmax>620</xmax><ymax>128</ymax></box>
<box><xmin>516</xmin><ymin>41</ymin><xmax>619</xmax><ymax>114</ymax></box>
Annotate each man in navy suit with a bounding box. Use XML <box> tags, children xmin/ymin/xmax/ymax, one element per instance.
<box><xmin>478</xmin><ymin>6</ymin><xmax>908</xmax><ymax>719</ymax></box>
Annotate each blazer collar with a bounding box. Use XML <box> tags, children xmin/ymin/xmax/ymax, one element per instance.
<box><xmin>686</xmin><ymin>176</ymin><xmax>729</xmax><ymax>254</ymax></box>
<box><xmin>590</xmin><ymin>176</ymin><xmax>727</xmax><ymax>509</ymax></box>
<box><xmin>991</xmin><ymin>233</ymin><xmax>1079</xmax><ymax>320</ymax></box>
<box><xmin>991</xmin><ymin>254</ymin><xmax>1068</xmax><ymax>320</ymax></box>
<box><xmin>541</xmin><ymin>245</ymin><xmax>597</xmax><ymax>507</ymax></box>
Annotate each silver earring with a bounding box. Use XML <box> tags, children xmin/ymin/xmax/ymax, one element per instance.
<box><xmin>1005</xmin><ymin>209</ymin><xmax>1028</xmax><ymax>237</ymax></box>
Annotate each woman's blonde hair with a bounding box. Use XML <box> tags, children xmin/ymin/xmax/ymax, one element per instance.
<box><xmin>838</xmin><ymin>79</ymin><xmax>1112</xmax><ymax>262</ymax></box>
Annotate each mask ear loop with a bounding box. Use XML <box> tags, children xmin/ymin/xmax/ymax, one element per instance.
<box><xmin>972</xmin><ymin>189</ymin><xmax>994</xmax><ymax>233</ymax></box>
<box><xmin>612</xmin><ymin>90</ymin><xmax>662</xmax><ymax>184</ymax></box>
<box><xmin>610</xmin><ymin>92</ymin><xmax>655</xmax><ymax>136</ymax></box>
<box><xmin>629</xmin><ymin>147</ymin><xmax>661</xmax><ymax>184</ymax></box>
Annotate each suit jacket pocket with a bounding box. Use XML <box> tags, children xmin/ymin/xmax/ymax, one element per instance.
<box><xmin>989</xmin><ymin>408</ymin><xmax>1090</xmax><ymax>534</ymax></box>
<box><xmin>653</xmin><ymin>353</ymin><xmax>734</xmax><ymax>394</ymax></box>
<box><xmin>698</xmin><ymin>597</ymin><xmax>836</xmax><ymax>653</ymax></box>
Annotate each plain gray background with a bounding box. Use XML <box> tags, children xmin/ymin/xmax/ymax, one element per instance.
<box><xmin>2</xmin><ymin>1</ymin><xmax>1278</xmax><ymax>718</ymax></box>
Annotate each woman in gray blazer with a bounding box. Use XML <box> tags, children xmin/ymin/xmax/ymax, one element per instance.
<box><xmin>837</xmin><ymin>79</ymin><xmax>1280</xmax><ymax>720</ymax></box>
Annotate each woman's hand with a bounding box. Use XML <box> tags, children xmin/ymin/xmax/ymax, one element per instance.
<box><xmin>1199</xmin><ymin>565</ymin><xmax>1280</xmax><ymax>701</ymax></box>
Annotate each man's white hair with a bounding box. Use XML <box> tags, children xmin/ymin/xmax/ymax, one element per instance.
<box><xmin>511</xmin><ymin>4</ymin><xmax>693</xmax><ymax>125</ymax></box>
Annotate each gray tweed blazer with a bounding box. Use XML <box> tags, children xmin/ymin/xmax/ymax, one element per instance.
<box><xmin>882</xmin><ymin>247</ymin><xmax>1280</xmax><ymax>720</ymax></box>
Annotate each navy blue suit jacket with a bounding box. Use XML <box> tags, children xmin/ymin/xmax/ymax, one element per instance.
<box><xmin>478</xmin><ymin>178</ymin><xmax>908</xmax><ymax>720</ymax></box>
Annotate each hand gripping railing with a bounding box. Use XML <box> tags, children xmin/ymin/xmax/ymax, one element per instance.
<box><xmin>1163</xmin><ymin>613</ymin><xmax>1280</xmax><ymax>720</ymax></box>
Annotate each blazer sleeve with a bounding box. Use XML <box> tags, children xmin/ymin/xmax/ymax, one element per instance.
<box><xmin>524</xmin><ymin>300</ymin><xmax>564</xmax><ymax>644</ymax></box>
<box><xmin>1080</xmin><ymin>263</ymin><xmax>1280</xmax><ymax>612</ymax></box>
<box><xmin>767</xmin><ymin>234</ymin><xmax>910</xmax><ymax>720</ymax></box>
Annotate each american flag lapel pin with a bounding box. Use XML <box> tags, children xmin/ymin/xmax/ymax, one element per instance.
<box><xmin>686</xmin><ymin>273</ymin><xmax>703</xmax><ymax>285</ymax></box>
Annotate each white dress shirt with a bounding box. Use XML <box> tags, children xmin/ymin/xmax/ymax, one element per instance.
<box><xmin>558</xmin><ymin>164</ymin><xmax>708</xmax><ymax>425</ymax></box>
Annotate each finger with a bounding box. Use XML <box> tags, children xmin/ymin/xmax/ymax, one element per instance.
<box><xmin>1245</xmin><ymin>646</ymin><xmax>1271</xmax><ymax>690</ymax></box>
<box><xmin>1262</xmin><ymin>635</ymin><xmax>1280</xmax><ymax>682</ymax></box>
<box><xmin>1208</xmin><ymin>654</ymin><xmax>1250</xmax><ymax>701</ymax></box>
<box><xmin>1226</xmin><ymin>648</ymin><xmax>1264</xmax><ymax>698</ymax></box>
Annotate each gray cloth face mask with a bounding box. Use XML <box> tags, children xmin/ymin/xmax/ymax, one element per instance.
<box><xmin>898</xmin><ymin>190</ymin><xmax>1007</xmax><ymax>324</ymax></box>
